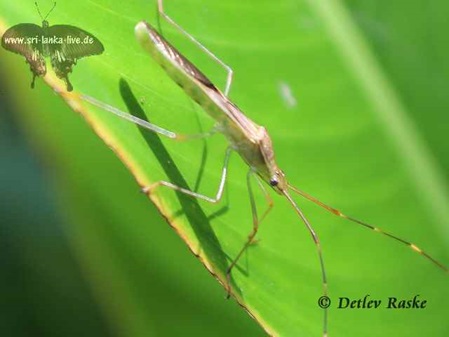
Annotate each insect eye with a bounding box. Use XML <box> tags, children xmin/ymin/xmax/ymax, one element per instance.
<box><xmin>269</xmin><ymin>177</ymin><xmax>279</xmax><ymax>186</ymax></box>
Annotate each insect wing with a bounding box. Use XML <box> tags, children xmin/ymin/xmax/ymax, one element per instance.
<box><xmin>1</xmin><ymin>23</ymin><xmax>47</xmax><ymax>88</ymax></box>
<box><xmin>137</xmin><ymin>22</ymin><xmax>216</xmax><ymax>90</ymax></box>
<box><xmin>2</xmin><ymin>23</ymin><xmax>44</xmax><ymax>56</ymax></box>
<box><xmin>47</xmin><ymin>25</ymin><xmax>104</xmax><ymax>58</ymax></box>
<box><xmin>47</xmin><ymin>24</ymin><xmax>104</xmax><ymax>91</ymax></box>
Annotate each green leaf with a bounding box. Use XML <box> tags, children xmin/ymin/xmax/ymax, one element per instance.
<box><xmin>1</xmin><ymin>0</ymin><xmax>448</xmax><ymax>336</ymax></box>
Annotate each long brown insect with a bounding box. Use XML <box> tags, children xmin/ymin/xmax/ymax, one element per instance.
<box><xmin>78</xmin><ymin>1</ymin><xmax>448</xmax><ymax>335</ymax></box>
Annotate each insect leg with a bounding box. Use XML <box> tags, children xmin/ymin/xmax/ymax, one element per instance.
<box><xmin>225</xmin><ymin>169</ymin><xmax>274</xmax><ymax>298</ymax></box>
<box><xmin>79</xmin><ymin>93</ymin><xmax>217</xmax><ymax>141</ymax></box>
<box><xmin>142</xmin><ymin>146</ymin><xmax>233</xmax><ymax>202</ymax></box>
<box><xmin>282</xmin><ymin>190</ymin><xmax>329</xmax><ymax>337</ymax></box>
<box><xmin>253</xmin><ymin>173</ymin><xmax>274</xmax><ymax>224</ymax></box>
<box><xmin>157</xmin><ymin>0</ymin><xmax>233</xmax><ymax>96</ymax></box>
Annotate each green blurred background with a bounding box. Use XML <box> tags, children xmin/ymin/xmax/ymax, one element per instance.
<box><xmin>1</xmin><ymin>0</ymin><xmax>448</xmax><ymax>336</ymax></box>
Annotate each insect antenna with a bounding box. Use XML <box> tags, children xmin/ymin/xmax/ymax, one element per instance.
<box><xmin>35</xmin><ymin>1</ymin><xmax>57</xmax><ymax>21</ymax></box>
<box><xmin>288</xmin><ymin>184</ymin><xmax>449</xmax><ymax>273</ymax></box>
<box><xmin>282</xmin><ymin>190</ymin><xmax>328</xmax><ymax>337</ymax></box>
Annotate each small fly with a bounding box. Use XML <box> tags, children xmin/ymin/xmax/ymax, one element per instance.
<box><xmin>74</xmin><ymin>1</ymin><xmax>448</xmax><ymax>336</ymax></box>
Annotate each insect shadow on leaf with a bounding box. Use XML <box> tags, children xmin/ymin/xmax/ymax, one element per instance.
<box><xmin>117</xmin><ymin>78</ymin><xmax>239</xmax><ymax>290</ymax></box>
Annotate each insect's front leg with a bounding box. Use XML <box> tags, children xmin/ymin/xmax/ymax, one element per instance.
<box><xmin>225</xmin><ymin>169</ymin><xmax>274</xmax><ymax>298</ymax></box>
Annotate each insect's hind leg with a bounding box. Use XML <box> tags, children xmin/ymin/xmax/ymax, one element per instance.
<box><xmin>78</xmin><ymin>93</ymin><xmax>217</xmax><ymax>141</ymax></box>
<box><xmin>157</xmin><ymin>0</ymin><xmax>233</xmax><ymax>96</ymax></box>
